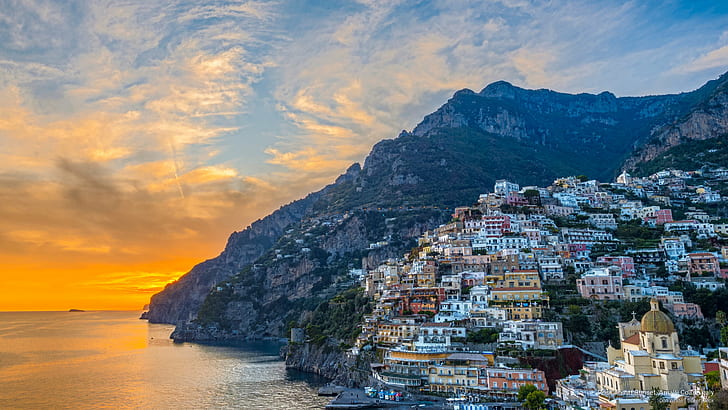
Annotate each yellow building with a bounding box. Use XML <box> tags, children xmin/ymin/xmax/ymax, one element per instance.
<box><xmin>489</xmin><ymin>270</ymin><xmax>547</xmax><ymax>319</ymax></box>
<box><xmin>599</xmin><ymin>299</ymin><xmax>703</xmax><ymax>392</ymax></box>
<box><xmin>426</xmin><ymin>353</ymin><xmax>489</xmax><ymax>393</ymax></box>
<box><xmin>375</xmin><ymin>318</ymin><xmax>420</xmax><ymax>346</ymax></box>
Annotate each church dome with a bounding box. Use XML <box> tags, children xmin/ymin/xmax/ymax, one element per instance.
<box><xmin>641</xmin><ymin>299</ymin><xmax>675</xmax><ymax>334</ymax></box>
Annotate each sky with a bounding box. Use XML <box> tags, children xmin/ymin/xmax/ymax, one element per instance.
<box><xmin>1</xmin><ymin>0</ymin><xmax>728</xmax><ymax>311</ymax></box>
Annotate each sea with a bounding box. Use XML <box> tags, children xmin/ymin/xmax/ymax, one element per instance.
<box><xmin>0</xmin><ymin>311</ymin><xmax>331</xmax><ymax>409</ymax></box>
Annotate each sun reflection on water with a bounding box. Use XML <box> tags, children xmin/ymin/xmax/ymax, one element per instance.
<box><xmin>0</xmin><ymin>311</ymin><xmax>329</xmax><ymax>409</ymax></box>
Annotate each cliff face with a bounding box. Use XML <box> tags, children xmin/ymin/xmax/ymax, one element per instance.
<box><xmin>179</xmin><ymin>208</ymin><xmax>446</xmax><ymax>339</ymax></box>
<box><xmin>623</xmin><ymin>74</ymin><xmax>728</xmax><ymax>171</ymax></box>
<box><xmin>412</xmin><ymin>76</ymin><xmax>728</xmax><ymax>181</ymax></box>
<box><xmin>284</xmin><ymin>343</ymin><xmax>375</xmax><ymax>387</ymax></box>
<box><xmin>146</xmin><ymin>192</ymin><xmax>321</xmax><ymax>324</ymax></box>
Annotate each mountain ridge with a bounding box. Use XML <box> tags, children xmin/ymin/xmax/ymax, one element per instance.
<box><xmin>146</xmin><ymin>71</ymin><xmax>728</xmax><ymax>330</ymax></box>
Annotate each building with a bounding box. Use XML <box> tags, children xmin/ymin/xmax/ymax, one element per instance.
<box><xmin>588</xmin><ymin>214</ymin><xmax>618</xmax><ymax>230</ymax></box>
<box><xmin>538</xmin><ymin>256</ymin><xmax>565</xmax><ymax>281</ymax></box>
<box><xmin>426</xmin><ymin>353</ymin><xmax>495</xmax><ymax>394</ymax></box>
<box><xmin>490</xmin><ymin>270</ymin><xmax>547</xmax><ymax>319</ymax></box>
<box><xmin>643</xmin><ymin>209</ymin><xmax>673</xmax><ymax>226</ymax></box>
<box><xmin>596</xmin><ymin>256</ymin><xmax>636</xmax><ymax>278</ymax></box>
<box><xmin>599</xmin><ymin>299</ymin><xmax>703</xmax><ymax>392</ymax></box>
<box><xmin>494</xmin><ymin>180</ymin><xmax>520</xmax><ymax>196</ymax></box>
<box><xmin>415</xmin><ymin>323</ymin><xmax>467</xmax><ymax>348</ymax></box>
<box><xmin>483</xmin><ymin>367</ymin><xmax>548</xmax><ymax>393</ymax></box>
<box><xmin>665</xmin><ymin>302</ymin><xmax>703</xmax><ymax>319</ymax></box>
<box><xmin>576</xmin><ymin>267</ymin><xmax>623</xmax><ymax>300</ymax></box>
<box><xmin>664</xmin><ymin>220</ymin><xmax>698</xmax><ymax>234</ymax></box>
<box><xmin>661</xmin><ymin>238</ymin><xmax>686</xmax><ymax>260</ymax></box>
<box><xmin>498</xmin><ymin>320</ymin><xmax>564</xmax><ymax>350</ymax></box>
<box><xmin>378</xmin><ymin>349</ymin><xmax>449</xmax><ymax>387</ymax></box>
<box><xmin>472</xmin><ymin>235</ymin><xmax>529</xmax><ymax>253</ymax></box>
<box><xmin>617</xmin><ymin>171</ymin><xmax>632</xmax><ymax>185</ymax></box>
<box><xmin>686</xmin><ymin>252</ymin><xmax>720</xmax><ymax>277</ymax></box>
<box><xmin>375</xmin><ymin>317</ymin><xmax>421</xmax><ymax>346</ymax></box>
<box><xmin>719</xmin><ymin>347</ymin><xmax>728</xmax><ymax>389</ymax></box>
<box><xmin>561</xmin><ymin>228</ymin><xmax>614</xmax><ymax>245</ymax></box>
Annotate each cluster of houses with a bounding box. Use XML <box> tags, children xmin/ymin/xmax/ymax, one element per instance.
<box><xmin>346</xmin><ymin>168</ymin><xmax>728</xmax><ymax>404</ymax></box>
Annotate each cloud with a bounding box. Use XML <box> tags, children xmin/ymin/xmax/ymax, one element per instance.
<box><xmin>673</xmin><ymin>43</ymin><xmax>728</xmax><ymax>74</ymax></box>
<box><xmin>264</xmin><ymin>0</ymin><xmax>728</xmax><ymax>190</ymax></box>
<box><xmin>2</xmin><ymin>0</ymin><xmax>727</xmax><ymax>310</ymax></box>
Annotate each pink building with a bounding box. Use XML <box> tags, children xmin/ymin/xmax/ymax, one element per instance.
<box><xmin>666</xmin><ymin>302</ymin><xmax>703</xmax><ymax>319</ymax></box>
<box><xmin>568</xmin><ymin>243</ymin><xmax>589</xmax><ymax>260</ymax></box>
<box><xmin>482</xmin><ymin>215</ymin><xmax>512</xmax><ymax>236</ymax></box>
<box><xmin>655</xmin><ymin>209</ymin><xmax>673</xmax><ymax>225</ymax></box>
<box><xmin>481</xmin><ymin>367</ymin><xmax>548</xmax><ymax>393</ymax></box>
<box><xmin>506</xmin><ymin>193</ymin><xmax>528</xmax><ymax>206</ymax></box>
<box><xmin>596</xmin><ymin>256</ymin><xmax>636</xmax><ymax>277</ymax></box>
<box><xmin>643</xmin><ymin>209</ymin><xmax>673</xmax><ymax>226</ymax></box>
<box><xmin>576</xmin><ymin>267</ymin><xmax>623</xmax><ymax>300</ymax></box>
<box><xmin>687</xmin><ymin>252</ymin><xmax>720</xmax><ymax>277</ymax></box>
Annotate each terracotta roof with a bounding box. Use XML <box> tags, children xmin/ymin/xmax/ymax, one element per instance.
<box><xmin>622</xmin><ymin>333</ymin><xmax>640</xmax><ymax>346</ymax></box>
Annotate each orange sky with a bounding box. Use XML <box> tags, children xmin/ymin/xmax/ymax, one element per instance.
<box><xmin>0</xmin><ymin>162</ymin><xmax>320</xmax><ymax>311</ymax></box>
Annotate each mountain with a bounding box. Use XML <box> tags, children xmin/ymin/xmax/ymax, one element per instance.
<box><xmin>630</xmin><ymin>133</ymin><xmax>728</xmax><ymax>176</ymax></box>
<box><xmin>146</xmin><ymin>192</ymin><xmax>322</xmax><ymax>324</ymax></box>
<box><xmin>623</xmin><ymin>72</ymin><xmax>728</xmax><ymax>171</ymax></box>
<box><xmin>146</xmin><ymin>72</ymin><xmax>728</xmax><ymax>336</ymax></box>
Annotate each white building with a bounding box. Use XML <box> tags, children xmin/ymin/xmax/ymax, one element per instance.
<box><xmin>661</xmin><ymin>238</ymin><xmax>686</xmax><ymax>260</ymax></box>
<box><xmin>498</xmin><ymin>320</ymin><xmax>564</xmax><ymax>350</ymax></box>
<box><xmin>472</xmin><ymin>236</ymin><xmax>528</xmax><ymax>253</ymax></box>
<box><xmin>413</xmin><ymin>322</ymin><xmax>467</xmax><ymax>351</ymax></box>
<box><xmin>494</xmin><ymin>180</ymin><xmax>520</xmax><ymax>196</ymax></box>
<box><xmin>587</xmin><ymin>213</ymin><xmax>618</xmax><ymax>230</ymax></box>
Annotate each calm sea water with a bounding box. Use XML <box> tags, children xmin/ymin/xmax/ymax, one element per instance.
<box><xmin>0</xmin><ymin>311</ymin><xmax>330</xmax><ymax>409</ymax></box>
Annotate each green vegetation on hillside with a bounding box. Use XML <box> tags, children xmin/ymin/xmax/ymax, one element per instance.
<box><xmin>301</xmin><ymin>287</ymin><xmax>373</xmax><ymax>346</ymax></box>
<box><xmin>632</xmin><ymin>134</ymin><xmax>728</xmax><ymax>176</ymax></box>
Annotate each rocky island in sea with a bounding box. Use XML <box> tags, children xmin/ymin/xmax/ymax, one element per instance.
<box><xmin>142</xmin><ymin>72</ymin><xmax>728</xmax><ymax>407</ymax></box>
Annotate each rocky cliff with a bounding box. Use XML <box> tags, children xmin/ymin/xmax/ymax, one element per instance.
<box><xmin>176</xmin><ymin>208</ymin><xmax>446</xmax><ymax>340</ymax></box>
<box><xmin>623</xmin><ymin>72</ymin><xmax>728</xmax><ymax>171</ymax></box>
<box><xmin>283</xmin><ymin>342</ymin><xmax>376</xmax><ymax>387</ymax></box>
<box><xmin>146</xmin><ymin>192</ymin><xmax>321</xmax><ymax>324</ymax></box>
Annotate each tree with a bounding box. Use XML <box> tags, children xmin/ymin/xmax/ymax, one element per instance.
<box><xmin>717</xmin><ymin>310</ymin><xmax>727</xmax><ymax>327</ymax></box>
<box><xmin>518</xmin><ymin>384</ymin><xmax>539</xmax><ymax>401</ymax></box>
<box><xmin>705</xmin><ymin>370</ymin><xmax>721</xmax><ymax>391</ymax></box>
<box><xmin>524</xmin><ymin>391</ymin><xmax>547</xmax><ymax>410</ymax></box>
<box><xmin>709</xmin><ymin>390</ymin><xmax>728</xmax><ymax>410</ymax></box>
<box><xmin>467</xmin><ymin>328</ymin><xmax>499</xmax><ymax>344</ymax></box>
<box><xmin>721</xmin><ymin>326</ymin><xmax>728</xmax><ymax>347</ymax></box>
<box><xmin>648</xmin><ymin>388</ymin><xmax>669</xmax><ymax>410</ymax></box>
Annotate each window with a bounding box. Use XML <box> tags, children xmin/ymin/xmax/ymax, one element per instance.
<box><xmin>671</xmin><ymin>362</ymin><xmax>677</xmax><ymax>369</ymax></box>
<box><xmin>493</xmin><ymin>382</ymin><xmax>498</xmax><ymax>388</ymax></box>
<box><xmin>661</xmin><ymin>338</ymin><xmax>668</xmax><ymax>349</ymax></box>
<box><xmin>659</xmin><ymin>362</ymin><xmax>665</xmax><ymax>369</ymax></box>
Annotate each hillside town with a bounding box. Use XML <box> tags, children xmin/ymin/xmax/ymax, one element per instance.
<box><xmin>340</xmin><ymin>168</ymin><xmax>728</xmax><ymax>409</ymax></box>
